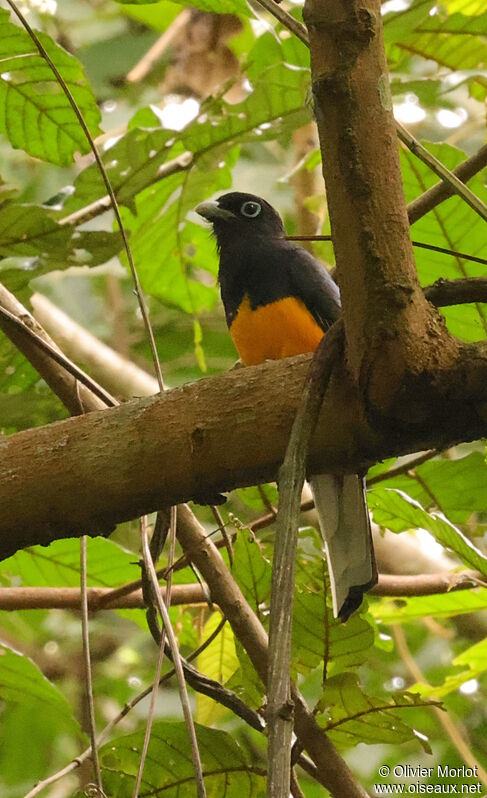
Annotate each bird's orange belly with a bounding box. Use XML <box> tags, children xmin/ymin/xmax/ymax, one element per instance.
<box><xmin>229</xmin><ymin>295</ymin><xmax>324</xmax><ymax>366</ymax></box>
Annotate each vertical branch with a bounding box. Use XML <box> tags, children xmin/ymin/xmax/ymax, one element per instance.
<box><xmin>80</xmin><ymin>536</ymin><xmax>104</xmax><ymax>794</ymax></box>
<box><xmin>302</xmin><ymin>0</ymin><xmax>456</xmax><ymax>408</ymax></box>
<box><xmin>133</xmin><ymin>507</ymin><xmax>178</xmax><ymax>797</ymax></box>
<box><xmin>140</xmin><ymin>523</ymin><xmax>207</xmax><ymax>798</ymax></box>
<box><xmin>267</xmin><ymin>326</ymin><xmax>342</xmax><ymax>798</ymax></box>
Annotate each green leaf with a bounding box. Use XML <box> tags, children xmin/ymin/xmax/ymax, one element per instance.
<box><xmin>0</xmin><ymin>204</ymin><xmax>71</xmax><ymax>258</ymax></box>
<box><xmin>0</xmin><ymin>644</ymin><xmax>79</xmax><ymax>734</ymax></box>
<box><xmin>120</xmin><ymin>155</ymin><xmax>232</xmax><ymax>312</ymax></box>
<box><xmin>383</xmin><ymin>0</ymin><xmax>434</xmax><ymax>41</ymax></box>
<box><xmin>0</xmin><ymin>537</ymin><xmax>139</xmax><ymax>587</ymax></box>
<box><xmin>417</xmin><ymin>637</ymin><xmax>487</xmax><ymax>699</ymax></box>
<box><xmin>196</xmin><ymin>612</ymin><xmax>239</xmax><ymax>725</ymax></box>
<box><xmin>193</xmin><ymin>318</ymin><xmax>207</xmax><ymax>372</ymax></box>
<box><xmin>376</xmin><ymin>451</ymin><xmax>487</xmax><ymax>523</ymax></box>
<box><xmin>0</xmin><ymin>203</ymin><xmax>122</xmax><ymax>291</ymax></box>
<box><xmin>385</xmin><ymin>0</ymin><xmax>487</xmax><ymax>97</ymax></box>
<box><xmin>117</xmin><ymin>0</ymin><xmax>251</xmax><ymax>13</ymax></box>
<box><xmin>369</xmin><ymin>488</ymin><xmax>487</xmax><ymax>576</ymax></box>
<box><xmin>61</xmin><ymin>125</ymin><xmax>180</xmax><ymax>215</ymax></box>
<box><xmin>292</xmin><ymin>553</ymin><xmax>375</xmax><ymax>676</ymax></box>
<box><xmin>317</xmin><ymin>672</ymin><xmax>433</xmax><ymax>752</ymax></box>
<box><xmin>420</xmin><ymin>10</ymin><xmax>487</xmax><ymax>35</ymax></box>
<box><xmin>99</xmin><ymin>721</ymin><xmax>266</xmax><ymax>796</ymax></box>
<box><xmin>371</xmin><ymin>588</ymin><xmax>487</xmax><ymax>624</ymax></box>
<box><xmin>401</xmin><ymin>142</ymin><xmax>487</xmax><ymax>340</ymax></box>
<box><xmin>231</xmin><ymin>531</ymin><xmax>272</xmax><ymax>621</ymax></box>
<box><xmin>0</xmin><ymin>7</ymin><xmax>101</xmax><ymax>165</ymax></box>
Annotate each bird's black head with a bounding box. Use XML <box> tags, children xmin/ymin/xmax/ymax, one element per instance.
<box><xmin>195</xmin><ymin>192</ymin><xmax>285</xmax><ymax>249</ymax></box>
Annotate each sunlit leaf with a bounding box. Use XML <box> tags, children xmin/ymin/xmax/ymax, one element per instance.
<box><xmin>61</xmin><ymin>125</ymin><xmax>180</xmax><ymax>216</ymax></box>
<box><xmin>0</xmin><ymin>8</ymin><xmax>101</xmax><ymax>165</ymax></box>
<box><xmin>196</xmin><ymin>612</ymin><xmax>238</xmax><ymax>725</ymax></box>
<box><xmin>116</xmin><ymin>0</ymin><xmax>251</xmax><ymax>14</ymax></box>
<box><xmin>377</xmin><ymin>451</ymin><xmax>487</xmax><ymax>523</ymax></box>
<box><xmin>415</xmin><ymin>636</ymin><xmax>487</xmax><ymax>699</ymax></box>
<box><xmin>371</xmin><ymin>588</ymin><xmax>487</xmax><ymax>623</ymax></box>
<box><xmin>369</xmin><ymin>488</ymin><xmax>487</xmax><ymax>575</ymax></box>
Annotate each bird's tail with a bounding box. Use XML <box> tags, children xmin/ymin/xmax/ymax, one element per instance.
<box><xmin>309</xmin><ymin>473</ymin><xmax>377</xmax><ymax>621</ymax></box>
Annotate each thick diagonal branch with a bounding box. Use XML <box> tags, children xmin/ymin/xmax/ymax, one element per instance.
<box><xmin>1</xmin><ymin>337</ymin><xmax>487</xmax><ymax>559</ymax></box>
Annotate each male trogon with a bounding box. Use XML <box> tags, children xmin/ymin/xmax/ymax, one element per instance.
<box><xmin>196</xmin><ymin>192</ymin><xmax>377</xmax><ymax>620</ymax></box>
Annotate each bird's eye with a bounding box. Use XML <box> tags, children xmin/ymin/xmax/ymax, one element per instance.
<box><xmin>240</xmin><ymin>201</ymin><xmax>261</xmax><ymax>218</ymax></box>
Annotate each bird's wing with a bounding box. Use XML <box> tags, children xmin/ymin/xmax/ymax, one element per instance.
<box><xmin>282</xmin><ymin>243</ymin><xmax>341</xmax><ymax>332</ymax></box>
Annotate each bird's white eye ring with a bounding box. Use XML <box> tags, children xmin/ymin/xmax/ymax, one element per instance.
<box><xmin>240</xmin><ymin>200</ymin><xmax>261</xmax><ymax>218</ymax></box>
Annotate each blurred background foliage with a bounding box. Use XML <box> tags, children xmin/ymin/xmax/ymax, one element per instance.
<box><xmin>0</xmin><ymin>0</ymin><xmax>486</xmax><ymax>795</ymax></box>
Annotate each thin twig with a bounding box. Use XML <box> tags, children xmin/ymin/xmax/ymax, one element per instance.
<box><xmin>140</xmin><ymin>520</ymin><xmax>207</xmax><ymax>798</ymax></box>
<box><xmin>392</xmin><ymin>625</ymin><xmax>487</xmax><ymax>787</ymax></box>
<box><xmin>1</xmin><ymin>568</ymin><xmax>484</xmax><ymax>610</ymax></box>
<box><xmin>367</xmin><ymin>450</ymin><xmax>438</xmax><ymax>486</ymax></box>
<box><xmin>210</xmin><ymin>506</ymin><xmax>233</xmax><ymax>566</ymax></box>
<box><xmin>253</xmin><ymin>0</ymin><xmax>309</xmax><ymax>45</ymax></box>
<box><xmin>132</xmin><ymin>613</ymin><xmax>166</xmax><ymax>798</ymax></box>
<box><xmin>412</xmin><ymin>241</ymin><xmax>487</xmax><ymax>268</ymax></box>
<box><xmin>424</xmin><ymin>278</ymin><xmax>487</xmax><ymax>308</ymax></box>
<box><xmin>285</xmin><ymin>236</ymin><xmax>487</xmax><ymax>268</ymax></box>
<box><xmin>80</xmin><ymin>536</ymin><xmax>104</xmax><ymax>794</ymax></box>
<box><xmin>133</xmin><ymin>507</ymin><xmax>178</xmax><ymax>797</ymax></box>
<box><xmin>267</xmin><ymin>323</ymin><xmax>343</xmax><ymax>798</ymax></box>
<box><xmin>396</xmin><ymin>125</ymin><xmax>487</xmax><ymax>224</ymax></box>
<box><xmin>0</xmin><ymin>304</ymin><xmax>117</xmax><ymax>408</ymax></box>
<box><xmin>407</xmin><ymin>143</ymin><xmax>487</xmax><ymax>225</ymax></box>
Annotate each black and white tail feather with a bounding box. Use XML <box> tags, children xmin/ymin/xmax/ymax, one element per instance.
<box><xmin>310</xmin><ymin>474</ymin><xmax>377</xmax><ymax>621</ymax></box>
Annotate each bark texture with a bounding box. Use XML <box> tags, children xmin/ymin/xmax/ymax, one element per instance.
<box><xmin>1</xmin><ymin>342</ymin><xmax>487</xmax><ymax>560</ymax></box>
<box><xmin>303</xmin><ymin>0</ymin><xmax>459</xmax><ymax>418</ymax></box>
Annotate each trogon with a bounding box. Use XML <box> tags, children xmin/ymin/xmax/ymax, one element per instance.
<box><xmin>196</xmin><ymin>192</ymin><xmax>377</xmax><ymax>621</ymax></box>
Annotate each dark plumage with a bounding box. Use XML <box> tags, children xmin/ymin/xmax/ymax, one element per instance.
<box><xmin>198</xmin><ymin>192</ymin><xmax>341</xmax><ymax>329</ymax></box>
<box><xmin>196</xmin><ymin>192</ymin><xmax>377</xmax><ymax>620</ymax></box>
